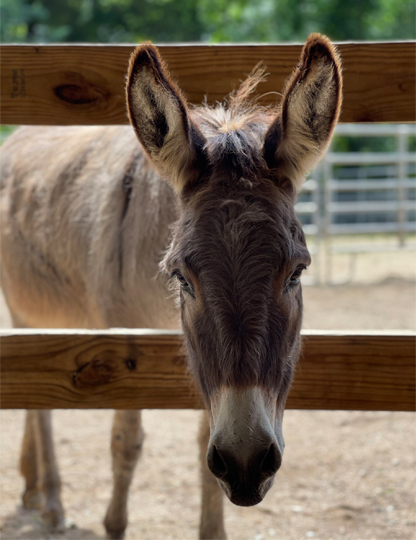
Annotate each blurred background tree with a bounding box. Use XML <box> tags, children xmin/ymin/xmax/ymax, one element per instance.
<box><xmin>1</xmin><ymin>0</ymin><xmax>415</xmax><ymax>43</ymax></box>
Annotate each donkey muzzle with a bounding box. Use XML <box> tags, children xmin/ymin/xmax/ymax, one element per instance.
<box><xmin>207</xmin><ymin>387</ymin><xmax>283</xmax><ymax>506</ymax></box>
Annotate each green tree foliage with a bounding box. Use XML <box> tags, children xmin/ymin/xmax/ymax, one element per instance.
<box><xmin>1</xmin><ymin>0</ymin><xmax>415</xmax><ymax>43</ymax></box>
<box><xmin>1</xmin><ymin>0</ymin><xmax>205</xmax><ymax>43</ymax></box>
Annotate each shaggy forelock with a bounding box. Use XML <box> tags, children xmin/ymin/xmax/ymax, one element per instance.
<box><xmin>189</xmin><ymin>65</ymin><xmax>278</xmax><ymax>183</ymax></box>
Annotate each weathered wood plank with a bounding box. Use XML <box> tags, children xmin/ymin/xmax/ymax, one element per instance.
<box><xmin>1</xmin><ymin>42</ymin><xmax>415</xmax><ymax>125</ymax></box>
<box><xmin>0</xmin><ymin>330</ymin><xmax>415</xmax><ymax>411</ymax></box>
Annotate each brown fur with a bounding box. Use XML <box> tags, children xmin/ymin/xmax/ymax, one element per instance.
<box><xmin>0</xmin><ymin>33</ymin><xmax>342</xmax><ymax>538</ymax></box>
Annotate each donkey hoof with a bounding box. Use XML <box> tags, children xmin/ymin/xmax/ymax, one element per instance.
<box><xmin>104</xmin><ymin>521</ymin><xmax>126</xmax><ymax>540</ymax></box>
<box><xmin>104</xmin><ymin>512</ymin><xmax>127</xmax><ymax>540</ymax></box>
<box><xmin>200</xmin><ymin>527</ymin><xmax>227</xmax><ymax>540</ymax></box>
<box><xmin>22</xmin><ymin>488</ymin><xmax>43</xmax><ymax>510</ymax></box>
<box><xmin>105</xmin><ymin>529</ymin><xmax>126</xmax><ymax>540</ymax></box>
<box><xmin>41</xmin><ymin>502</ymin><xmax>66</xmax><ymax>532</ymax></box>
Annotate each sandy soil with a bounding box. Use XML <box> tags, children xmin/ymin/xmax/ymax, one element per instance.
<box><xmin>0</xmin><ymin>251</ymin><xmax>415</xmax><ymax>540</ymax></box>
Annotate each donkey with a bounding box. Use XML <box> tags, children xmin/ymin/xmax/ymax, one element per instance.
<box><xmin>0</xmin><ymin>33</ymin><xmax>342</xmax><ymax>539</ymax></box>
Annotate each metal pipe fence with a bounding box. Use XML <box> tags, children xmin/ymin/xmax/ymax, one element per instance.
<box><xmin>297</xmin><ymin>124</ymin><xmax>416</xmax><ymax>285</ymax></box>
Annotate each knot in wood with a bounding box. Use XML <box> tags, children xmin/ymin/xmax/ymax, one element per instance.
<box><xmin>125</xmin><ymin>358</ymin><xmax>137</xmax><ymax>371</ymax></box>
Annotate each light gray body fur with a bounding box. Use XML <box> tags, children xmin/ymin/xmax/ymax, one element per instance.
<box><xmin>1</xmin><ymin>125</ymin><xmax>178</xmax><ymax>330</ymax></box>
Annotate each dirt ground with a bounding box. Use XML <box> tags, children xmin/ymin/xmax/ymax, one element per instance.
<box><xmin>0</xmin><ymin>250</ymin><xmax>415</xmax><ymax>540</ymax></box>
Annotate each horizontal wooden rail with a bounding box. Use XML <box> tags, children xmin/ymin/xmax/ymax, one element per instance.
<box><xmin>1</xmin><ymin>42</ymin><xmax>415</xmax><ymax>125</ymax></box>
<box><xmin>0</xmin><ymin>330</ymin><xmax>415</xmax><ymax>411</ymax></box>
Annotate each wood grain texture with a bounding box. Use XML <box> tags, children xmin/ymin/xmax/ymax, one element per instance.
<box><xmin>1</xmin><ymin>42</ymin><xmax>415</xmax><ymax>125</ymax></box>
<box><xmin>1</xmin><ymin>330</ymin><xmax>415</xmax><ymax>411</ymax></box>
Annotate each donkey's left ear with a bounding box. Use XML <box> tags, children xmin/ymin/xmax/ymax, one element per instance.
<box><xmin>126</xmin><ymin>43</ymin><xmax>206</xmax><ymax>192</ymax></box>
<box><xmin>263</xmin><ymin>34</ymin><xmax>342</xmax><ymax>189</ymax></box>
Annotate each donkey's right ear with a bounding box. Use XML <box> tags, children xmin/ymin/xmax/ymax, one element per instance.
<box><xmin>126</xmin><ymin>44</ymin><xmax>206</xmax><ymax>192</ymax></box>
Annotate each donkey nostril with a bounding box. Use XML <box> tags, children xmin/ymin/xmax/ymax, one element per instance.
<box><xmin>209</xmin><ymin>445</ymin><xmax>228</xmax><ymax>478</ymax></box>
<box><xmin>260</xmin><ymin>443</ymin><xmax>281</xmax><ymax>478</ymax></box>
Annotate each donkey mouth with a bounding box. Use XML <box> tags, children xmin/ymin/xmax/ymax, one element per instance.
<box><xmin>219</xmin><ymin>475</ymin><xmax>275</xmax><ymax>507</ymax></box>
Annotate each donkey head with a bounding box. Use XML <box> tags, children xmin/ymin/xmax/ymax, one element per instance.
<box><xmin>127</xmin><ymin>34</ymin><xmax>342</xmax><ymax>506</ymax></box>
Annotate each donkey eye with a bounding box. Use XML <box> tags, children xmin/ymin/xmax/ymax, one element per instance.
<box><xmin>170</xmin><ymin>270</ymin><xmax>195</xmax><ymax>298</ymax></box>
<box><xmin>288</xmin><ymin>265</ymin><xmax>307</xmax><ymax>287</ymax></box>
<box><xmin>176</xmin><ymin>273</ymin><xmax>189</xmax><ymax>287</ymax></box>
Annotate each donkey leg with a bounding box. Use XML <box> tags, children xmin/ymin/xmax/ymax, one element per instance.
<box><xmin>104</xmin><ymin>410</ymin><xmax>144</xmax><ymax>540</ymax></box>
<box><xmin>20</xmin><ymin>411</ymin><xmax>43</xmax><ymax>509</ymax></box>
<box><xmin>33</xmin><ymin>410</ymin><xmax>65</xmax><ymax>531</ymax></box>
<box><xmin>199</xmin><ymin>411</ymin><xmax>227</xmax><ymax>540</ymax></box>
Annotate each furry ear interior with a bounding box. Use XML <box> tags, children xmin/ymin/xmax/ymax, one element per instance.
<box><xmin>263</xmin><ymin>33</ymin><xmax>342</xmax><ymax>189</ymax></box>
<box><xmin>126</xmin><ymin>43</ymin><xmax>206</xmax><ymax>192</ymax></box>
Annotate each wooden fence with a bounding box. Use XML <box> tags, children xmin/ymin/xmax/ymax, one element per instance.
<box><xmin>1</xmin><ymin>42</ymin><xmax>415</xmax><ymax>125</ymax></box>
<box><xmin>0</xmin><ymin>42</ymin><xmax>416</xmax><ymax>412</ymax></box>
<box><xmin>1</xmin><ymin>330</ymin><xmax>415</xmax><ymax>411</ymax></box>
